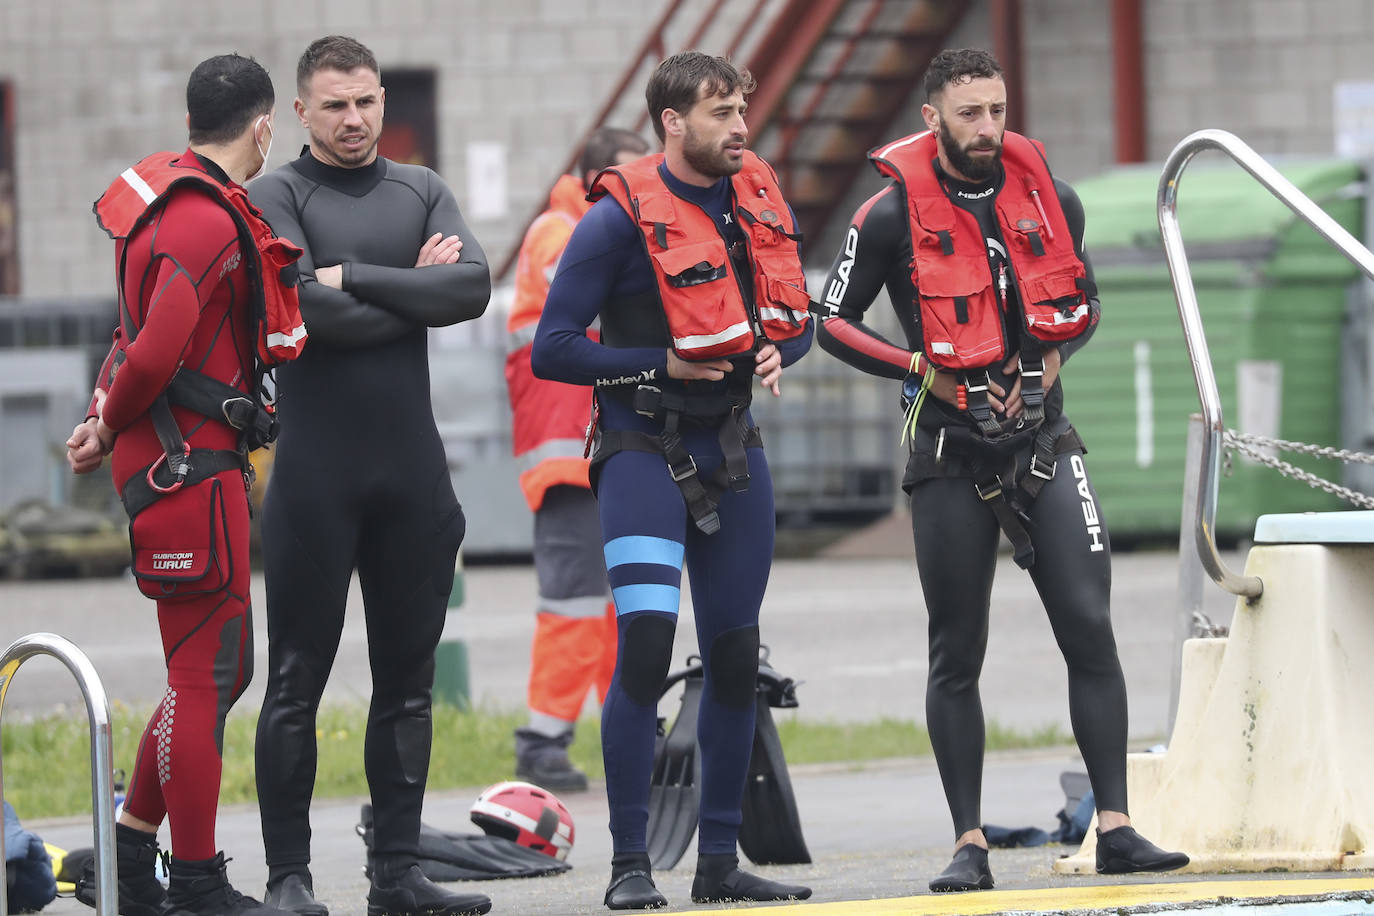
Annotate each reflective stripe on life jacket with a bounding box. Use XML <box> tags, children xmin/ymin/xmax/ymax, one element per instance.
<box><xmin>869</xmin><ymin>131</ymin><xmax>1092</xmax><ymax>370</ymax></box>
<box><xmin>590</xmin><ymin>151</ymin><xmax>810</xmax><ymax>361</ymax></box>
<box><xmin>94</xmin><ymin>151</ymin><xmax>307</xmax><ymax>369</ymax></box>
<box><xmin>505</xmin><ymin>173</ymin><xmax>598</xmax><ymax>511</ymax></box>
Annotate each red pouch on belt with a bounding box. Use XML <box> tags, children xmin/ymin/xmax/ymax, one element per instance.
<box><xmin>128</xmin><ymin>477</ymin><xmax>232</xmax><ymax>601</ymax></box>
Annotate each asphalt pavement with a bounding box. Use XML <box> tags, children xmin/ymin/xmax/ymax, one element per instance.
<box><xmin>11</xmin><ymin>526</ymin><xmax>1351</xmax><ymax>915</ymax></box>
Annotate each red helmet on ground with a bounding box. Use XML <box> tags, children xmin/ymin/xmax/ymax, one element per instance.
<box><xmin>469</xmin><ymin>780</ymin><xmax>575</xmax><ymax>860</ymax></box>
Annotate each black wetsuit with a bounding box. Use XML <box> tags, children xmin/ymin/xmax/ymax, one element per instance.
<box><xmin>817</xmin><ymin>162</ymin><xmax>1129</xmax><ymax>834</ymax></box>
<box><xmin>249</xmin><ymin>148</ymin><xmax>490</xmax><ymax>869</ymax></box>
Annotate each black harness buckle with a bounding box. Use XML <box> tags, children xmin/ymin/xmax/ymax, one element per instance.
<box><xmin>1029</xmin><ymin>453</ymin><xmax>1057</xmax><ymax>481</ymax></box>
<box><xmin>975</xmin><ymin>476</ymin><xmax>1004</xmax><ymax>502</ymax></box>
<box><xmin>668</xmin><ymin>452</ymin><xmax>698</xmax><ymax>483</ymax></box>
<box><xmin>634</xmin><ymin>385</ymin><xmax>663</xmax><ymax>419</ymax></box>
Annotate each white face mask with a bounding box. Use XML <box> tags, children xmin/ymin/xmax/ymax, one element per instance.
<box><xmin>248</xmin><ymin>115</ymin><xmax>274</xmax><ymax>182</ymax></box>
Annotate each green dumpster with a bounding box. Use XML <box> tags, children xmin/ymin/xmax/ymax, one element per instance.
<box><xmin>1066</xmin><ymin>159</ymin><xmax>1364</xmax><ymax>540</ymax></box>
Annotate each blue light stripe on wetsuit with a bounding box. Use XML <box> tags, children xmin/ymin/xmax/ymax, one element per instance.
<box><xmin>604</xmin><ymin>535</ymin><xmax>684</xmax><ymax>570</ymax></box>
<box><xmin>605</xmin><ymin>535</ymin><xmax>685</xmax><ymax>616</ymax></box>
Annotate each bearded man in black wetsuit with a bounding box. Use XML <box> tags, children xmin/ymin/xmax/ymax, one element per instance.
<box><xmin>249</xmin><ymin>35</ymin><xmax>492</xmax><ymax>916</ymax></box>
<box><xmin>816</xmin><ymin>48</ymin><xmax>1188</xmax><ymax>894</ymax></box>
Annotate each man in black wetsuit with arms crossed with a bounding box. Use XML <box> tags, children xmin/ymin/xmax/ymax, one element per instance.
<box><xmin>816</xmin><ymin>48</ymin><xmax>1188</xmax><ymax>894</ymax></box>
<box><xmin>249</xmin><ymin>35</ymin><xmax>492</xmax><ymax>916</ymax></box>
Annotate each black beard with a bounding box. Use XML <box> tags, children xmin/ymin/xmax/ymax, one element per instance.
<box><xmin>940</xmin><ymin>128</ymin><xmax>1001</xmax><ymax>181</ymax></box>
<box><xmin>683</xmin><ymin>131</ymin><xmax>742</xmax><ymax>179</ymax></box>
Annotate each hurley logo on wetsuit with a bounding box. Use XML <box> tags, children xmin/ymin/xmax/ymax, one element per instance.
<box><xmin>596</xmin><ymin>369</ymin><xmax>657</xmax><ymax>387</ymax></box>
<box><xmin>217</xmin><ymin>250</ymin><xmax>242</xmax><ymax>281</ymax></box>
<box><xmin>1070</xmin><ymin>454</ymin><xmax>1105</xmax><ymax>553</ymax></box>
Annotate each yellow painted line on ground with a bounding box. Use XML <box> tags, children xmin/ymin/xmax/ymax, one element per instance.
<box><xmin>679</xmin><ymin>877</ymin><xmax>1374</xmax><ymax>914</ymax></box>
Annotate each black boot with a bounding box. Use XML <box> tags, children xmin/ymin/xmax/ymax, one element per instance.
<box><xmin>367</xmin><ymin>858</ymin><xmax>491</xmax><ymax>916</ymax></box>
<box><xmin>166</xmin><ymin>853</ymin><xmax>291</xmax><ymax>915</ymax></box>
<box><xmin>264</xmin><ymin>868</ymin><xmax>329</xmax><ymax>916</ymax></box>
<box><xmin>690</xmin><ymin>852</ymin><xmax>812</xmax><ymax>903</ymax></box>
<box><xmin>514</xmin><ymin>727</ymin><xmax>589</xmax><ymax>792</ymax></box>
<box><xmin>1095</xmin><ymin>825</ymin><xmax>1190</xmax><ymax>874</ymax></box>
<box><xmin>929</xmin><ymin>843</ymin><xmax>994</xmax><ymax>892</ymax></box>
<box><xmin>74</xmin><ymin>823</ymin><xmax>178</xmax><ymax>916</ymax></box>
<box><xmin>604</xmin><ymin>852</ymin><xmax>666</xmax><ymax>910</ymax></box>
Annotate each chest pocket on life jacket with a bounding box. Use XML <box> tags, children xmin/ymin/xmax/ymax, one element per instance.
<box><xmin>913</xmin><ymin>231</ymin><xmax>1003</xmax><ymax>369</ymax></box>
<box><xmin>736</xmin><ymin>195</ymin><xmax>810</xmax><ymax>338</ymax></box>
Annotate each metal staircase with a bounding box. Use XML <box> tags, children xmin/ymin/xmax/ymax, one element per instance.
<box><xmin>749</xmin><ymin>0</ymin><xmax>972</xmax><ymax>246</ymax></box>
<box><xmin>495</xmin><ymin>0</ymin><xmax>972</xmax><ymax>279</ymax></box>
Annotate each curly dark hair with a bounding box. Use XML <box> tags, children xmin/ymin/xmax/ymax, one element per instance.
<box><xmin>186</xmin><ymin>54</ymin><xmax>274</xmax><ymax>146</ymax></box>
<box><xmin>923</xmin><ymin>48</ymin><xmax>1004</xmax><ymax>103</ymax></box>
<box><xmin>297</xmin><ymin>35</ymin><xmax>380</xmax><ymax>96</ymax></box>
<box><xmin>645</xmin><ymin>51</ymin><xmax>756</xmax><ymax>142</ymax></box>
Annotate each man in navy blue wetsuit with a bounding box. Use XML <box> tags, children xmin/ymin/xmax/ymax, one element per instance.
<box><xmin>531</xmin><ymin>52</ymin><xmax>815</xmax><ymax>911</ymax></box>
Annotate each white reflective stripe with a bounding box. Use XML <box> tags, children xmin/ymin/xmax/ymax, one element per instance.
<box><xmin>873</xmin><ymin>130</ymin><xmax>931</xmax><ymax>161</ymax></box>
<box><xmin>120</xmin><ymin>167</ymin><xmax>159</xmax><ymax>204</ymax></box>
<box><xmin>674</xmin><ymin>320</ymin><xmax>752</xmax><ymax>352</ymax></box>
<box><xmin>470</xmin><ymin>798</ymin><xmax>573</xmax><ymax>849</ymax></box>
<box><xmin>1028</xmin><ymin>303</ymin><xmax>1089</xmax><ymax>327</ymax></box>
<box><xmin>515</xmin><ymin>438</ymin><xmax>586</xmax><ymax>472</ymax></box>
<box><xmin>526</xmin><ymin>711</ymin><xmax>575</xmax><ymax>735</ymax></box>
<box><xmin>507</xmin><ymin>323</ymin><xmax>538</xmax><ymax>352</ymax></box>
<box><xmin>758</xmin><ymin>306</ymin><xmax>809</xmax><ymax>323</ymax></box>
<box><xmin>539</xmin><ymin>594</ymin><xmax>608</xmax><ymax>618</ymax></box>
<box><xmin>267</xmin><ymin>323</ymin><xmax>308</xmax><ymax>350</ymax></box>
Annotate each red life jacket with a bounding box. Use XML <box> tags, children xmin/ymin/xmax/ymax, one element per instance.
<box><xmin>94</xmin><ymin>151</ymin><xmax>307</xmax><ymax>368</ymax></box>
<box><xmin>591</xmin><ymin>151</ymin><xmax>810</xmax><ymax>361</ymax></box>
<box><xmin>869</xmin><ymin>131</ymin><xmax>1092</xmax><ymax>370</ymax></box>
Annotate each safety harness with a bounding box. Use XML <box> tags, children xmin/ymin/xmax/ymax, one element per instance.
<box><xmin>595</xmin><ymin>377</ymin><xmax>761</xmax><ymax>536</ymax></box>
<box><xmin>93</xmin><ymin>151</ymin><xmax>305</xmax><ymax>517</ymax></box>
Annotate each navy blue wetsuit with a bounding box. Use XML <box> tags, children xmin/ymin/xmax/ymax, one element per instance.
<box><xmin>532</xmin><ymin>163</ymin><xmax>812</xmax><ymax>855</ymax></box>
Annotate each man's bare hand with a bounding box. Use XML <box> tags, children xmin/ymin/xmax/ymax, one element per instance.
<box><xmin>67</xmin><ymin>390</ymin><xmax>113</xmax><ymax>474</ymax></box>
<box><xmin>666</xmin><ymin>349</ymin><xmax>734</xmax><ymax>381</ymax></box>
<box><xmin>315</xmin><ymin>264</ymin><xmax>343</xmax><ymax>289</ymax></box>
<box><xmin>66</xmin><ymin>420</ymin><xmax>106</xmax><ymax>474</ymax></box>
<box><xmin>754</xmin><ymin>343</ymin><xmax>782</xmax><ymax>396</ymax></box>
<box><xmin>416</xmin><ymin>233</ymin><xmax>463</xmax><ymax>267</ymax></box>
<box><xmin>999</xmin><ymin>348</ymin><xmax>1061</xmax><ymax>418</ymax></box>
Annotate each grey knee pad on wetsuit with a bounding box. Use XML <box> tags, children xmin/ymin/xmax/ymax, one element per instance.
<box><xmin>620</xmin><ymin>614</ymin><xmax>675</xmax><ymax>706</ymax></box>
<box><xmin>708</xmin><ymin>625</ymin><xmax>760</xmax><ymax>710</ymax></box>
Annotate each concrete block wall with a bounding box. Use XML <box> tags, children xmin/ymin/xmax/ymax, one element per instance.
<box><xmin>4</xmin><ymin>0</ymin><xmax>1374</xmax><ymax>297</ymax></box>
<box><xmin>0</xmin><ymin>0</ymin><xmax>773</xmax><ymax>298</ymax></box>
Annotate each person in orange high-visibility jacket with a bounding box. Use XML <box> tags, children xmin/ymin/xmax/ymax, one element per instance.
<box><xmin>505</xmin><ymin>125</ymin><xmax>651</xmax><ymax>792</ymax></box>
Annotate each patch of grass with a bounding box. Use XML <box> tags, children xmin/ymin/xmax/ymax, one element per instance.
<box><xmin>1</xmin><ymin>702</ymin><xmax>1067</xmax><ymax>820</ymax></box>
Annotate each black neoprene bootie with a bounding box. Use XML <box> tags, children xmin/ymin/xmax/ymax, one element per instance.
<box><xmin>1095</xmin><ymin>825</ymin><xmax>1190</xmax><ymax>874</ymax></box>
<box><xmin>367</xmin><ymin>859</ymin><xmax>492</xmax><ymax>916</ymax></box>
<box><xmin>515</xmin><ymin>727</ymin><xmax>589</xmax><ymax>793</ymax></box>
<box><xmin>166</xmin><ymin>853</ymin><xmax>291</xmax><ymax>915</ymax></box>
<box><xmin>929</xmin><ymin>843</ymin><xmax>994</xmax><ymax>892</ymax></box>
<box><xmin>75</xmin><ymin>823</ymin><xmax>180</xmax><ymax>916</ymax></box>
<box><xmin>264</xmin><ymin>869</ymin><xmax>328</xmax><ymax>916</ymax></box>
<box><xmin>690</xmin><ymin>852</ymin><xmax>812</xmax><ymax>903</ymax></box>
<box><xmin>604</xmin><ymin>852</ymin><xmax>667</xmax><ymax>910</ymax></box>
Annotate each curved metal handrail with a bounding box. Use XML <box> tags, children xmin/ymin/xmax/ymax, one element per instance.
<box><xmin>1158</xmin><ymin>128</ymin><xmax>1374</xmax><ymax>599</ymax></box>
<box><xmin>0</xmin><ymin>633</ymin><xmax>117</xmax><ymax>916</ymax></box>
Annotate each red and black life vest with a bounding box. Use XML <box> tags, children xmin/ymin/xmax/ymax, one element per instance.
<box><xmin>93</xmin><ymin>151</ymin><xmax>307</xmax><ymax>511</ymax></box>
<box><xmin>590</xmin><ymin>151</ymin><xmax>810</xmax><ymax>361</ymax></box>
<box><xmin>94</xmin><ymin>151</ymin><xmax>307</xmax><ymax>370</ymax></box>
<box><xmin>869</xmin><ymin>130</ymin><xmax>1092</xmax><ymax>371</ymax></box>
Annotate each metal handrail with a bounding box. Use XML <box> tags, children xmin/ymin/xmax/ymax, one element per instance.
<box><xmin>0</xmin><ymin>633</ymin><xmax>117</xmax><ymax>916</ymax></box>
<box><xmin>1157</xmin><ymin>128</ymin><xmax>1374</xmax><ymax>599</ymax></box>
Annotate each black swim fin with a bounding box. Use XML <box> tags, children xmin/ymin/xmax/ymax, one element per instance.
<box><xmin>738</xmin><ymin>655</ymin><xmax>811</xmax><ymax>865</ymax></box>
<box><xmin>357</xmin><ymin>805</ymin><xmax>571</xmax><ymax>881</ymax></box>
<box><xmin>646</xmin><ymin>658</ymin><xmax>704</xmax><ymax>871</ymax></box>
